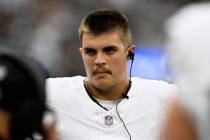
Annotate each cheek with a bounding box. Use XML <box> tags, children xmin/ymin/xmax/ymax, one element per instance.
<box><xmin>111</xmin><ymin>56</ymin><xmax>127</xmax><ymax>70</ymax></box>
<box><xmin>83</xmin><ymin>57</ymin><xmax>94</xmax><ymax>70</ymax></box>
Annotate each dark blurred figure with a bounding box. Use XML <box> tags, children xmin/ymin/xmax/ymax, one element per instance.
<box><xmin>161</xmin><ymin>2</ymin><xmax>210</xmax><ymax>140</ymax></box>
<box><xmin>0</xmin><ymin>47</ymin><xmax>59</xmax><ymax>140</ymax></box>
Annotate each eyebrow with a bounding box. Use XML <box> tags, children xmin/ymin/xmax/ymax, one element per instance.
<box><xmin>84</xmin><ymin>45</ymin><xmax>118</xmax><ymax>49</ymax></box>
<box><xmin>103</xmin><ymin>45</ymin><xmax>118</xmax><ymax>50</ymax></box>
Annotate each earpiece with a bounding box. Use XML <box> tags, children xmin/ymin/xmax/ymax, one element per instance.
<box><xmin>128</xmin><ymin>51</ymin><xmax>135</xmax><ymax>61</ymax></box>
<box><xmin>128</xmin><ymin>51</ymin><xmax>135</xmax><ymax>80</ymax></box>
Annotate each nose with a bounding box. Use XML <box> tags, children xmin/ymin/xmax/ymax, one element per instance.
<box><xmin>95</xmin><ymin>52</ymin><xmax>106</xmax><ymax>66</ymax></box>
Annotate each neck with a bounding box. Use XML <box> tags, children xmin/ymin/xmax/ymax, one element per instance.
<box><xmin>84</xmin><ymin>79</ymin><xmax>131</xmax><ymax>101</ymax></box>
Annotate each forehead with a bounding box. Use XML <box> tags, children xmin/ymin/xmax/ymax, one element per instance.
<box><xmin>82</xmin><ymin>31</ymin><xmax>124</xmax><ymax>48</ymax></box>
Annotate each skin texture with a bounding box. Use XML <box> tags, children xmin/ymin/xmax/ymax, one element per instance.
<box><xmin>0</xmin><ymin>109</ymin><xmax>10</xmax><ymax>140</ymax></box>
<box><xmin>161</xmin><ymin>100</ymin><xmax>198</xmax><ymax>140</ymax></box>
<box><xmin>0</xmin><ymin>109</ymin><xmax>60</xmax><ymax>140</ymax></box>
<box><xmin>80</xmin><ymin>30</ymin><xmax>134</xmax><ymax>101</ymax></box>
<box><xmin>41</xmin><ymin>122</ymin><xmax>60</xmax><ymax>140</ymax></box>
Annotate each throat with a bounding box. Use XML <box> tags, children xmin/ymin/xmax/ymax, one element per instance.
<box><xmin>83</xmin><ymin>79</ymin><xmax>131</xmax><ymax>101</ymax></box>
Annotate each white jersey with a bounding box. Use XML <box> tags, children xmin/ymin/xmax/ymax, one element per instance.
<box><xmin>46</xmin><ymin>76</ymin><xmax>177</xmax><ymax>140</ymax></box>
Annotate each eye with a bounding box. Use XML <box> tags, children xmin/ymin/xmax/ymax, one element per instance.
<box><xmin>103</xmin><ymin>46</ymin><xmax>117</xmax><ymax>55</ymax></box>
<box><xmin>84</xmin><ymin>48</ymin><xmax>96</xmax><ymax>56</ymax></box>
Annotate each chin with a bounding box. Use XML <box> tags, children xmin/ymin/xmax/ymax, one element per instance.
<box><xmin>93</xmin><ymin>79</ymin><xmax>113</xmax><ymax>90</ymax></box>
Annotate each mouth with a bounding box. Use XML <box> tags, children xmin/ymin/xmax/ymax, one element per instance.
<box><xmin>93</xmin><ymin>69</ymin><xmax>111</xmax><ymax>77</ymax></box>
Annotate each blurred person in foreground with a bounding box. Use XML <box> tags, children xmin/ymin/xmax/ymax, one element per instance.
<box><xmin>161</xmin><ymin>2</ymin><xmax>210</xmax><ymax>140</ymax></box>
<box><xmin>47</xmin><ymin>8</ymin><xmax>178</xmax><ymax>139</ymax></box>
<box><xmin>0</xmin><ymin>47</ymin><xmax>59</xmax><ymax>140</ymax></box>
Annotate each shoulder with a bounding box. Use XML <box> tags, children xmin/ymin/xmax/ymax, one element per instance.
<box><xmin>131</xmin><ymin>77</ymin><xmax>178</xmax><ymax>90</ymax></box>
<box><xmin>47</xmin><ymin>76</ymin><xmax>85</xmax><ymax>87</ymax></box>
<box><xmin>46</xmin><ymin>76</ymin><xmax>85</xmax><ymax>96</ymax></box>
<box><xmin>131</xmin><ymin>77</ymin><xmax>179</xmax><ymax>100</ymax></box>
<box><xmin>46</xmin><ymin>76</ymin><xmax>86</xmax><ymax>104</ymax></box>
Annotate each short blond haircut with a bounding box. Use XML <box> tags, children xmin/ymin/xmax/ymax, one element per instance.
<box><xmin>78</xmin><ymin>9</ymin><xmax>133</xmax><ymax>46</ymax></box>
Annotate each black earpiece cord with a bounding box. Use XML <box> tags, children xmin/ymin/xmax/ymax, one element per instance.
<box><xmin>83</xmin><ymin>80</ymin><xmax>108</xmax><ymax>111</ymax></box>
<box><xmin>129</xmin><ymin>58</ymin><xmax>134</xmax><ymax>80</ymax></box>
<box><xmin>116</xmin><ymin>101</ymin><xmax>132</xmax><ymax>140</ymax></box>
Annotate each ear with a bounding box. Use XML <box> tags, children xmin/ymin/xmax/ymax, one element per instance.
<box><xmin>127</xmin><ymin>44</ymin><xmax>135</xmax><ymax>60</ymax></box>
<box><xmin>79</xmin><ymin>48</ymin><xmax>83</xmax><ymax>57</ymax></box>
<box><xmin>127</xmin><ymin>44</ymin><xmax>135</xmax><ymax>53</ymax></box>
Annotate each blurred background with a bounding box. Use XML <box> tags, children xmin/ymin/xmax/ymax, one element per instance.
<box><xmin>0</xmin><ymin>0</ymin><xmax>207</xmax><ymax>81</ymax></box>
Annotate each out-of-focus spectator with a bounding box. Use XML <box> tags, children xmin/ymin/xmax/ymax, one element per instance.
<box><xmin>0</xmin><ymin>0</ymin><xmax>85</xmax><ymax>77</ymax></box>
<box><xmin>27</xmin><ymin>0</ymin><xmax>74</xmax><ymax>76</ymax></box>
<box><xmin>161</xmin><ymin>2</ymin><xmax>210</xmax><ymax>140</ymax></box>
<box><xmin>0</xmin><ymin>47</ymin><xmax>59</xmax><ymax>140</ymax></box>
